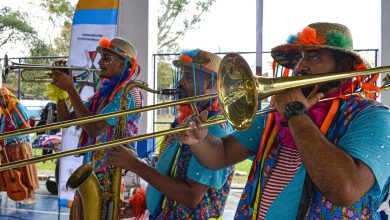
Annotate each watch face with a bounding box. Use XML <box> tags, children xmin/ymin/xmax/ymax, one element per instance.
<box><xmin>291</xmin><ymin>101</ymin><xmax>304</xmax><ymax>111</ymax></box>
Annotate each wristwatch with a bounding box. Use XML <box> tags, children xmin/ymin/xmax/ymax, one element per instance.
<box><xmin>283</xmin><ymin>101</ymin><xmax>308</xmax><ymax>122</ymax></box>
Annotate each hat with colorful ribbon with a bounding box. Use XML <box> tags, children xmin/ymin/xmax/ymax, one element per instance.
<box><xmin>272</xmin><ymin>22</ymin><xmax>381</xmax><ymax>100</ymax></box>
<box><xmin>271</xmin><ymin>22</ymin><xmax>364</xmax><ymax>69</ymax></box>
<box><xmin>97</xmin><ymin>37</ymin><xmax>137</xmax><ymax>64</ymax></box>
<box><xmin>173</xmin><ymin>49</ymin><xmax>221</xmax><ymax>74</ymax></box>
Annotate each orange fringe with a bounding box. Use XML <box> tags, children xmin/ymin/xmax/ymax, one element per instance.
<box><xmin>294</xmin><ymin>27</ymin><xmax>326</xmax><ymax>45</ymax></box>
<box><xmin>354</xmin><ymin>62</ymin><xmax>366</xmax><ymax>71</ymax></box>
<box><xmin>320</xmin><ymin>99</ymin><xmax>340</xmax><ymax>134</ymax></box>
<box><xmin>272</xmin><ymin>61</ymin><xmax>277</xmax><ymax>77</ymax></box>
<box><xmin>129</xmin><ymin>187</ymin><xmax>147</xmax><ymax>218</ymax></box>
<box><xmin>282</xmin><ymin>67</ymin><xmax>290</xmax><ymax>77</ymax></box>
<box><xmin>108</xmin><ymin>58</ymin><xmax>138</xmax><ymax>102</ymax></box>
<box><xmin>177</xmin><ymin>98</ymin><xmax>219</xmax><ymax>123</ymax></box>
<box><xmin>179</xmin><ymin>54</ymin><xmax>193</xmax><ymax>63</ymax></box>
<box><xmin>341</xmin><ymin>62</ymin><xmax>381</xmax><ymax>100</ymax></box>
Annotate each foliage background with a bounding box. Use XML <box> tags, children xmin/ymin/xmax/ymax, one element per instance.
<box><xmin>0</xmin><ymin>0</ymin><xmax>216</xmax><ymax>98</ymax></box>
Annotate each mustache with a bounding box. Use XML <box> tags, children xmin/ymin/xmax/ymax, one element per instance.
<box><xmin>295</xmin><ymin>72</ymin><xmax>342</xmax><ymax>96</ymax></box>
<box><xmin>301</xmin><ymin>81</ymin><xmax>342</xmax><ymax>97</ymax></box>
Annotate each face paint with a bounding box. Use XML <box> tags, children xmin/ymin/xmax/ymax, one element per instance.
<box><xmin>98</xmin><ymin>50</ymin><xmax>125</xmax><ymax>79</ymax></box>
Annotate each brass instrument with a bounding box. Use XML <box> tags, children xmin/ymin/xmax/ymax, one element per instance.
<box><xmin>66</xmin><ymin>81</ymin><xmax>174</xmax><ymax>220</ymax></box>
<box><xmin>66</xmin><ymin>163</ymin><xmax>102</xmax><ymax>220</ymax></box>
<box><xmin>0</xmin><ymin>87</ymin><xmax>199</xmax><ymax>141</ymax></box>
<box><xmin>218</xmin><ymin>53</ymin><xmax>390</xmax><ymax>130</ymax></box>
<box><xmin>0</xmin><ymin>53</ymin><xmax>388</xmax><ymax>190</ymax></box>
<box><xmin>1</xmin><ymin>54</ymin><xmax>99</xmax><ymax>82</ymax></box>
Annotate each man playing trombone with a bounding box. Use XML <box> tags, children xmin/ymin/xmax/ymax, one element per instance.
<box><xmin>107</xmin><ymin>50</ymin><xmax>234</xmax><ymax>219</ymax></box>
<box><xmin>51</xmin><ymin>37</ymin><xmax>143</xmax><ymax>220</ymax></box>
<box><xmin>177</xmin><ymin>23</ymin><xmax>390</xmax><ymax>219</ymax></box>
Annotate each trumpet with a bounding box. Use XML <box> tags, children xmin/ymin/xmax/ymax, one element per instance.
<box><xmin>1</xmin><ymin>55</ymin><xmax>100</xmax><ymax>83</ymax></box>
<box><xmin>0</xmin><ymin>53</ymin><xmax>389</xmax><ymax>169</ymax></box>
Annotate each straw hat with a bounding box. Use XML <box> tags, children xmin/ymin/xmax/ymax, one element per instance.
<box><xmin>173</xmin><ymin>49</ymin><xmax>221</xmax><ymax>74</ymax></box>
<box><xmin>271</xmin><ymin>22</ymin><xmax>364</xmax><ymax>69</ymax></box>
<box><xmin>97</xmin><ymin>37</ymin><xmax>137</xmax><ymax>63</ymax></box>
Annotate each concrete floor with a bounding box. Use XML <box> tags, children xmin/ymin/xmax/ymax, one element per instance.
<box><xmin>0</xmin><ymin>181</ymin><xmax>70</xmax><ymax>220</ymax></box>
<box><xmin>223</xmin><ymin>188</ymin><xmax>243</xmax><ymax>219</ymax></box>
<box><xmin>0</xmin><ymin>180</ymin><xmax>243</xmax><ymax>220</ymax></box>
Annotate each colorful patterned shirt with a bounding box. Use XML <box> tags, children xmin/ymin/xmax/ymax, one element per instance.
<box><xmin>79</xmin><ymin>88</ymin><xmax>142</xmax><ymax>188</ymax></box>
<box><xmin>0</xmin><ymin>103</ymin><xmax>30</xmax><ymax>144</ymax></box>
<box><xmin>146</xmin><ymin>112</ymin><xmax>234</xmax><ymax>220</ymax></box>
<box><xmin>232</xmin><ymin>99</ymin><xmax>390</xmax><ymax>220</ymax></box>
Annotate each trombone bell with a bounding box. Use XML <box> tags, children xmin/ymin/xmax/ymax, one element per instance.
<box><xmin>218</xmin><ymin>53</ymin><xmax>259</xmax><ymax>131</ymax></box>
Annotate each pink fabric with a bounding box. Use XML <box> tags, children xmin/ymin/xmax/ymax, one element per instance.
<box><xmin>274</xmin><ymin>81</ymin><xmax>352</xmax><ymax>149</ymax></box>
<box><xmin>275</xmin><ymin>101</ymin><xmax>331</xmax><ymax>149</ymax></box>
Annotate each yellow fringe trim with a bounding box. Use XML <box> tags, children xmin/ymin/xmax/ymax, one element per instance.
<box><xmin>46</xmin><ymin>84</ymin><xmax>68</xmax><ymax>102</ymax></box>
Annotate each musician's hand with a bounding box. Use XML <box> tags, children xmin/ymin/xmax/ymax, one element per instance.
<box><xmin>175</xmin><ymin>110</ymin><xmax>209</xmax><ymax>146</ymax></box>
<box><xmin>51</xmin><ymin>60</ymin><xmax>74</xmax><ymax>92</ymax></box>
<box><xmin>107</xmin><ymin>145</ymin><xmax>141</xmax><ymax>172</ymax></box>
<box><xmin>273</xmin><ymin>88</ymin><xmax>324</xmax><ymax>115</ymax></box>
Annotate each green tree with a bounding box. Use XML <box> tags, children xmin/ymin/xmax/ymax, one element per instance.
<box><xmin>17</xmin><ymin>0</ymin><xmax>75</xmax><ymax>98</ymax></box>
<box><xmin>29</xmin><ymin>39</ymin><xmax>55</xmax><ymax>57</ymax></box>
<box><xmin>41</xmin><ymin>0</ymin><xmax>74</xmax><ymax>21</ymax></box>
<box><xmin>36</xmin><ymin>0</ymin><xmax>216</xmax><ymax>89</ymax></box>
<box><xmin>0</xmin><ymin>7</ymin><xmax>36</xmax><ymax>48</ymax></box>
<box><xmin>157</xmin><ymin>61</ymin><xmax>176</xmax><ymax>90</ymax></box>
<box><xmin>38</xmin><ymin>0</ymin><xmax>75</xmax><ymax>55</ymax></box>
<box><xmin>157</xmin><ymin>0</ymin><xmax>216</xmax><ymax>91</ymax></box>
<box><xmin>158</xmin><ymin>0</ymin><xmax>216</xmax><ymax>53</ymax></box>
<box><xmin>38</xmin><ymin>0</ymin><xmax>216</xmax><ymax>54</ymax></box>
<box><xmin>53</xmin><ymin>22</ymin><xmax>72</xmax><ymax>55</ymax></box>
<box><xmin>0</xmin><ymin>6</ymin><xmax>38</xmax><ymax>94</ymax></box>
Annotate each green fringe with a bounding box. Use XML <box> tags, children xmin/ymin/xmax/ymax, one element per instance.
<box><xmin>325</xmin><ymin>31</ymin><xmax>352</xmax><ymax>49</ymax></box>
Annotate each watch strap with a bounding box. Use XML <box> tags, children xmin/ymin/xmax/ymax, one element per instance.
<box><xmin>283</xmin><ymin>101</ymin><xmax>307</xmax><ymax>122</ymax></box>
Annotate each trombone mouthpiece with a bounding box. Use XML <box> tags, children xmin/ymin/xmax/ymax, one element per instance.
<box><xmin>159</xmin><ymin>89</ymin><xmax>179</xmax><ymax>95</ymax></box>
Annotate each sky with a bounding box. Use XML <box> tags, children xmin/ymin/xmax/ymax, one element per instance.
<box><xmin>177</xmin><ymin>0</ymin><xmax>381</xmax><ymax>75</ymax></box>
<box><xmin>0</xmin><ymin>0</ymin><xmax>381</xmax><ymax>70</ymax></box>
<box><xmin>178</xmin><ymin>0</ymin><xmax>380</xmax><ymax>52</ymax></box>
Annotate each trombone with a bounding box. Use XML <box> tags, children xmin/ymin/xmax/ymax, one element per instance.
<box><xmin>1</xmin><ymin>54</ymin><xmax>100</xmax><ymax>83</ymax></box>
<box><xmin>218</xmin><ymin>53</ymin><xmax>390</xmax><ymax>129</ymax></box>
<box><xmin>0</xmin><ymin>53</ymin><xmax>389</xmax><ymax>172</ymax></box>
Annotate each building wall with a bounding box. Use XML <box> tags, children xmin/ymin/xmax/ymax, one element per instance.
<box><xmin>381</xmin><ymin>0</ymin><xmax>390</xmax><ymax>106</ymax></box>
<box><xmin>117</xmin><ymin>0</ymin><xmax>158</xmax><ymax>135</ymax></box>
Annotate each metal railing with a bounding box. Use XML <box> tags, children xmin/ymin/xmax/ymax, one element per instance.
<box><xmin>0</xmin><ymin>49</ymin><xmax>380</xmax><ymax>133</ymax></box>
<box><xmin>151</xmin><ymin>49</ymin><xmax>379</xmax><ymax>131</ymax></box>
